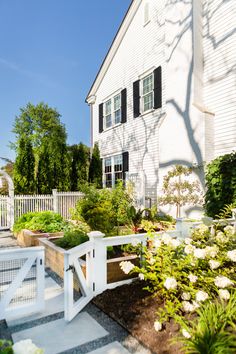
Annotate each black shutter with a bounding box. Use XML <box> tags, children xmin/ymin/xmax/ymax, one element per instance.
<box><xmin>122</xmin><ymin>151</ymin><xmax>129</xmax><ymax>181</ymax></box>
<box><xmin>133</xmin><ymin>80</ymin><xmax>140</xmax><ymax>118</ymax></box>
<box><xmin>99</xmin><ymin>103</ymin><xmax>103</xmax><ymax>133</ymax></box>
<box><xmin>121</xmin><ymin>88</ymin><xmax>127</xmax><ymax>123</ymax></box>
<box><xmin>153</xmin><ymin>66</ymin><xmax>162</xmax><ymax>109</ymax></box>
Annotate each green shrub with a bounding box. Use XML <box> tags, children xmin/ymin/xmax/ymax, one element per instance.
<box><xmin>205</xmin><ymin>152</ymin><xmax>236</xmax><ymax>217</ymax></box>
<box><xmin>13</xmin><ymin>211</ymin><xmax>66</xmax><ymax>233</ymax></box>
<box><xmin>55</xmin><ymin>228</ymin><xmax>89</xmax><ymax>249</ymax></box>
<box><xmin>72</xmin><ymin>182</ymin><xmax>133</xmax><ymax>234</ymax></box>
<box><xmin>0</xmin><ymin>340</ymin><xmax>13</xmax><ymax>354</ymax></box>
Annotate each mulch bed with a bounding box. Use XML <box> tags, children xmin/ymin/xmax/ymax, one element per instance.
<box><xmin>93</xmin><ymin>281</ymin><xmax>183</xmax><ymax>354</ymax></box>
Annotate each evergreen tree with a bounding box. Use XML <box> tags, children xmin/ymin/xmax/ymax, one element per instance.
<box><xmin>68</xmin><ymin>143</ymin><xmax>89</xmax><ymax>190</ymax></box>
<box><xmin>88</xmin><ymin>143</ymin><xmax>102</xmax><ymax>188</ymax></box>
<box><xmin>13</xmin><ymin>138</ymin><xmax>35</xmax><ymax>194</ymax></box>
<box><xmin>12</xmin><ymin>102</ymin><xmax>70</xmax><ymax>192</ymax></box>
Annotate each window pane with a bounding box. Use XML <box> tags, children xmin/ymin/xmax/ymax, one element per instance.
<box><xmin>143</xmin><ymin>74</ymin><xmax>153</xmax><ymax>95</ymax></box>
<box><xmin>114</xmin><ymin>94</ymin><xmax>121</xmax><ymax>111</ymax></box>
<box><xmin>114</xmin><ymin>154</ymin><xmax>122</xmax><ymax>172</ymax></box>
<box><xmin>105</xmin><ymin>99</ymin><xmax>112</xmax><ymax>115</ymax></box>
<box><xmin>143</xmin><ymin>92</ymin><xmax>153</xmax><ymax>112</ymax></box>
<box><xmin>105</xmin><ymin>174</ymin><xmax>112</xmax><ymax>188</ymax></box>
<box><xmin>105</xmin><ymin>114</ymin><xmax>112</xmax><ymax>129</ymax></box>
<box><xmin>114</xmin><ymin>109</ymin><xmax>121</xmax><ymax>125</ymax></box>
<box><xmin>115</xmin><ymin>172</ymin><xmax>123</xmax><ymax>183</ymax></box>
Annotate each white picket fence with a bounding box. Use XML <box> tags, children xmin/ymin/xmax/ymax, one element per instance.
<box><xmin>0</xmin><ymin>190</ymin><xmax>84</xmax><ymax>229</ymax></box>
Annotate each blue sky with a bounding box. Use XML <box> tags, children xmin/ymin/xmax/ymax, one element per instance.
<box><xmin>0</xmin><ymin>0</ymin><xmax>131</xmax><ymax>165</ymax></box>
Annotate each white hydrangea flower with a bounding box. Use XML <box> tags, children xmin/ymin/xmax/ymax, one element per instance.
<box><xmin>120</xmin><ymin>261</ymin><xmax>135</xmax><ymax>274</ymax></box>
<box><xmin>227</xmin><ymin>250</ymin><xmax>236</xmax><ymax>262</ymax></box>
<box><xmin>192</xmin><ymin>301</ymin><xmax>200</xmax><ymax>311</ymax></box>
<box><xmin>214</xmin><ymin>276</ymin><xmax>233</xmax><ymax>288</ymax></box>
<box><xmin>171</xmin><ymin>239</ymin><xmax>181</xmax><ymax>248</ymax></box>
<box><xmin>216</xmin><ymin>231</ymin><xmax>228</xmax><ymax>244</ymax></box>
<box><xmin>196</xmin><ymin>290</ymin><xmax>209</xmax><ymax>302</ymax></box>
<box><xmin>182</xmin><ymin>329</ymin><xmax>191</xmax><ymax>339</ymax></box>
<box><xmin>209</xmin><ymin>260</ymin><xmax>221</xmax><ymax>270</ymax></box>
<box><xmin>154</xmin><ymin>238</ymin><xmax>162</xmax><ymax>249</ymax></box>
<box><xmin>12</xmin><ymin>339</ymin><xmax>44</xmax><ymax>354</ymax></box>
<box><xmin>194</xmin><ymin>248</ymin><xmax>206</xmax><ymax>259</ymax></box>
<box><xmin>181</xmin><ymin>292</ymin><xmax>191</xmax><ymax>301</ymax></box>
<box><xmin>164</xmin><ymin>277</ymin><xmax>177</xmax><ymax>290</ymax></box>
<box><xmin>224</xmin><ymin>225</ymin><xmax>234</xmax><ymax>235</ymax></box>
<box><xmin>205</xmin><ymin>246</ymin><xmax>218</xmax><ymax>258</ymax></box>
<box><xmin>154</xmin><ymin>320</ymin><xmax>162</xmax><ymax>332</ymax></box>
<box><xmin>184</xmin><ymin>238</ymin><xmax>192</xmax><ymax>245</ymax></box>
<box><xmin>139</xmin><ymin>273</ymin><xmax>145</xmax><ymax>281</ymax></box>
<box><xmin>182</xmin><ymin>301</ymin><xmax>195</xmax><ymax>313</ymax></box>
<box><xmin>188</xmin><ymin>274</ymin><xmax>198</xmax><ymax>283</ymax></box>
<box><xmin>219</xmin><ymin>289</ymin><xmax>230</xmax><ymax>300</ymax></box>
<box><xmin>131</xmin><ymin>238</ymin><xmax>140</xmax><ymax>247</ymax></box>
<box><xmin>184</xmin><ymin>244</ymin><xmax>195</xmax><ymax>255</ymax></box>
<box><xmin>161</xmin><ymin>233</ymin><xmax>172</xmax><ymax>246</ymax></box>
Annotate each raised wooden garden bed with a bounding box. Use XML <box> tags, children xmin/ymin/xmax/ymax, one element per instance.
<box><xmin>15</xmin><ymin>229</ymin><xmax>64</xmax><ymax>247</ymax></box>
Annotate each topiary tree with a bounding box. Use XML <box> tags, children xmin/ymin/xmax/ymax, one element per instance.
<box><xmin>158</xmin><ymin>165</ymin><xmax>202</xmax><ymax>218</ymax></box>
<box><xmin>88</xmin><ymin>143</ymin><xmax>102</xmax><ymax>188</ymax></box>
<box><xmin>204</xmin><ymin>152</ymin><xmax>236</xmax><ymax>217</ymax></box>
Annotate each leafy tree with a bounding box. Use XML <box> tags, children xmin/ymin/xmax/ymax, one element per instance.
<box><xmin>88</xmin><ymin>143</ymin><xmax>102</xmax><ymax>188</ymax></box>
<box><xmin>68</xmin><ymin>143</ymin><xmax>89</xmax><ymax>191</ymax></box>
<box><xmin>13</xmin><ymin>138</ymin><xmax>35</xmax><ymax>194</ymax></box>
<box><xmin>12</xmin><ymin>102</ymin><xmax>70</xmax><ymax>193</ymax></box>
<box><xmin>158</xmin><ymin>165</ymin><xmax>202</xmax><ymax>218</ymax></box>
<box><xmin>204</xmin><ymin>152</ymin><xmax>236</xmax><ymax>217</ymax></box>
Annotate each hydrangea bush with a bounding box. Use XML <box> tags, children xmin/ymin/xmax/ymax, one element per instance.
<box><xmin>120</xmin><ymin>224</ymin><xmax>236</xmax><ymax>332</ymax></box>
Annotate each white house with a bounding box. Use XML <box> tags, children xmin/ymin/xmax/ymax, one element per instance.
<box><xmin>86</xmin><ymin>0</ymin><xmax>236</xmax><ymax>217</ymax></box>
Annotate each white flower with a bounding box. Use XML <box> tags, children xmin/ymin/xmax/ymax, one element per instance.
<box><xmin>161</xmin><ymin>233</ymin><xmax>172</xmax><ymax>246</ymax></box>
<box><xmin>149</xmin><ymin>257</ymin><xmax>156</xmax><ymax>265</ymax></box>
<box><xmin>194</xmin><ymin>248</ymin><xmax>206</xmax><ymax>259</ymax></box>
<box><xmin>196</xmin><ymin>290</ymin><xmax>209</xmax><ymax>302</ymax></box>
<box><xmin>182</xmin><ymin>301</ymin><xmax>195</xmax><ymax>313</ymax></box>
<box><xmin>139</xmin><ymin>273</ymin><xmax>145</xmax><ymax>281</ymax></box>
<box><xmin>216</xmin><ymin>231</ymin><xmax>228</xmax><ymax>244</ymax></box>
<box><xmin>131</xmin><ymin>238</ymin><xmax>140</xmax><ymax>247</ymax></box>
<box><xmin>209</xmin><ymin>260</ymin><xmax>220</xmax><ymax>270</ymax></box>
<box><xmin>192</xmin><ymin>301</ymin><xmax>200</xmax><ymax>311</ymax></box>
<box><xmin>224</xmin><ymin>225</ymin><xmax>234</xmax><ymax>235</ymax></box>
<box><xmin>120</xmin><ymin>261</ymin><xmax>135</xmax><ymax>274</ymax></box>
<box><xmin>184</xmin><ymin>245</ymin><xmax>195</xmax><ymax>255</ymax></box>
<box><xmin>12</xmin><ymin>339</ymin><xmax>44</xmax><ymax>354</ymax></box>
<box><xmin>154</xmin><ymin>238</ymin><xmax>162</xmax><ymax>249</ymax></box>
<box><xmin>182</xmin><ymin>329</ymin><xmax>191</xmax><ymax>338</ymax></box>
<box><xmin>205</xmin><ymin>246</ymin><xmax>218</xmax><ymax>258</ymax></box>
<box><xmin>171</xmin><ymin>239</ymin><xmax>181</xmax><ymax>248</ymax></box>
<box><xmin>154</xmin><ymin>320</ymin><xmax>162</xmax><ymax>332</ymax></box>
<box><xmin>188</xmin><ymin>274</ymin><xmax>198</xmax><ymax>283</ymax></box>
<box><xmin>227</xmin><ymin>250</ymin><xmax>236</xmax><ymax>262</ymax></box>
<box><xmin>214</xmin><ymin>276</ymin><xmax>233</xmax><ymax>288</ymax></box>
<box><xmin>181</xmin><ymin>292</ymin><xmax>191</xmax><ymax>301</ymax></box>
<box><xmin>164</xmin><ymin>277</ymin><xmax>177</xmax><ymax>290</ymax></box>
<box><xmin>184</xmin><ymin>238</ymin><xmax>192</xmax><ymax>245</ymax></box>
<box><xmin>219</xmin><ymin>289</ymin><xmax>230</xmax><ymax>301</ymax></box>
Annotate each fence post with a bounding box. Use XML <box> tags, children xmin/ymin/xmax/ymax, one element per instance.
<box><xmin>88</xmin><ymin>231</ymin><xmax>106</xmax><ymax>295</ymax></box>
<box><xmin>52</xmin><ymin>189</ymin><xmax>58</xmax><ymax>213</ymax></box>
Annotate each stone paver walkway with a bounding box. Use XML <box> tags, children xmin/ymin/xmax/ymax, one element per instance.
<box><xmin>0</xmin><ymin>230</ymin><xmax>18</xmax><ymax>248</ymax></box>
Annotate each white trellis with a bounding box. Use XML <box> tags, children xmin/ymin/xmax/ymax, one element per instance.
<box><xmin>0</xmin><ymin>170</ymin><xmax>14</xmax><ymax>230</ymax></box>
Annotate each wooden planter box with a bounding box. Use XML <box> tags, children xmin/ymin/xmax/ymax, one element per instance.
<box><xmin>38</xmin><ymin>237</ymin><xmax>139</xmax><ymax>284</ymax></box>
<box><xmin>15</xmin><ymin>229</ymin><xmax>64</xmax><ymax>247</ymax></box>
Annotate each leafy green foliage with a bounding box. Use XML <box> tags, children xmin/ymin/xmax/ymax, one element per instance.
<box><xmin>68</xmin><ymin>143</ymin><xmax>90</xmax><ymax>191</ymax></box>
<box><xmin>158</xmin><ymin>165</ymin><xmax>202</xmax><ymax>218</ymax></box>
<box><xmin>72</xmin><ymin>182</ymin><xmax>133</xmax><ymax>234</ymax></box>
<box><xmin>55</xmin><ymin>224</ymin><xmax>89</xmax><ymax>249</ymax></box>
<box><xmin>0</xmin><ymin>340</ymin><xmax>13</xmax><ymax>354</ymax></box>
<box><xmin>12</xmin><ymin>102</ymin><xmax>70</xmax><ymax>193</ymax></box>
<box><xmin>182</xmin><ymin>292</ymin><xmax>236</xmax><ymax>354</ymax></box>
<box><xmin>88</xmin><ymin>143</ymin><xmax>102</xmax><ymax>188</ymax></box>
<box><xmin>13</xmin><ymin>211</ymin><xmax>66</xmax><ymax>233</ymax></box>
<box><xmin>13</xmin><ymin>137</ymin><xmax>35</xmax><ymax>194</ymax></box>
<box><xmin>0</xmin><ymin>159</ymin><xmax>14</xmax><ymax>195</ymax></box>
<box><xmin>205</xmin><ymin>152</ymin><xmax>236</xmax><ymax>217</ymax></box>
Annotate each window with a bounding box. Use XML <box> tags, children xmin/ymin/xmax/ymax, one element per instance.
<box><xmin>104</xmin><ymin>157</ymin><xmax>112</xmax><ymax>188</ymax></box>
<box><xmin>141</xmin><ymin>73</ymin><xmax>154</xmax><ymax>112</ymax></box>
<box><xmin>104</xmin><ymin>153</ymin><xmax>126</xmax><ymax>188</ymax></box>
<box><xmin>104</xmin><ymin>93</ymin><xmax>121</xmax><ymax>129</ymax></box>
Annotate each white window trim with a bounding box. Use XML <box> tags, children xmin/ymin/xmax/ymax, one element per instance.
<box><xmin>103</xmin><ymin>90</ymin><xmax>122</xmax><ymax>131</ymax></box>
<box><xmin>140</xmin><ymin>72</ymin><xmax>154</xmax><ymax>114</ymax></box>
<box><xmin>103</xmin><ymin>153</ymin><xmax>123</xmax><ymax>188</ymax></box>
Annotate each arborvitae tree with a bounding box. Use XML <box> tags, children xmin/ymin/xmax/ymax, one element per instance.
<box><xmin>68</xmin><ymin>143</ymin><xmax>89</xmax><ymax>191</ymax></box>
<box><xmin>158</xmin><ymin>165</ymin><xmax>202</xmax><ymax>218</ymax></box>
<box><xmin>13</xmin><ymin>138</ymin><xmax>35</xmax><ymax>194</ymax></box>
<box><xmin>88</xmin><ymin>143</ymin><xmax>102</xmax><ymax>188</ymax></box>
<box><xmin>12</xmin><ymin>102</ymin><xmax>70</xmax><ymax>192</ymax></box>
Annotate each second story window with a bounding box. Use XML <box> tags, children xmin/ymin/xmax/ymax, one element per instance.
<box><xmin>105</xmin><ymin>99</ymin><xmax>112</xmax><ymax>129</ymax></box>
<box><xmin>104</xmin><ymin>93</ymin><xmax>121</xmax><ymax>130</ymax></box>
<box><xmin>142</xmin><ymin>74</ymin><xmax>154</xmax><ymax>112</ymax></box>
